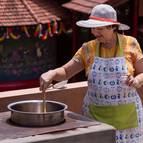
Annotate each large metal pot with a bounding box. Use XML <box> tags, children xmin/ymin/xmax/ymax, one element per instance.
<box><xmin>7</xmin><ymin>100</ymin><xmax>68</xmax><ymax>127</ymax></box>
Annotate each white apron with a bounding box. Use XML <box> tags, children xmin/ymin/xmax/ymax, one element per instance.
<box><xmin>83</xmin><ymin>50</ymin><xmax>143</xmax><ymax>142</ymax></box>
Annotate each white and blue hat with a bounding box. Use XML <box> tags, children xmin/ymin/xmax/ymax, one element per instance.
<box><xmin>76</xmin><ymin>4</ymin><xmax>130</xmax><ymax>30</ymax></box>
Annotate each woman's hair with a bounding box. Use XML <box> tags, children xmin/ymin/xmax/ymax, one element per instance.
<box><xmin>106</xmin><ymin>25</ymin><xmax>119</xmax><ymax>32</ymax></box>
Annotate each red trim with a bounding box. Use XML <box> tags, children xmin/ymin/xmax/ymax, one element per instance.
<box><xmin>89</xmin><ymin>16</ymin><xmax>120</xmax><ymax>24</ymax></box>
<box><xmin>0</xmin><ymin>79</ymin><xmax>39</xmax><ymax>91</ymax></box>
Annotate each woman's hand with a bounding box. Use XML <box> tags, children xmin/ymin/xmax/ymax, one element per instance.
<box><xmin>124</xmin><ymin>75</ymin><xmax>141</xmax><ymax>88</ymax></box>
<box><xmin>39</xmin><ymin>59</ymin><xmax>84</xmax><ymax>91</ymax></box>
<box><xmin>40</xmin><ymin>70</ymin><xmax>56</xmax><ymax>91</ymax></box>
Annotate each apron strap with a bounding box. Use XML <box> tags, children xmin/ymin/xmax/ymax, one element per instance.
<box><xmin>95</xmin><ymin>40</ymin><xmax>100</xmax><ymax>57</ymax></box>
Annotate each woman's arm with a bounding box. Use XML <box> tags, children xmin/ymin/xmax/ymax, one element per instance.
<box><xmin>40</xmin><ymin>59</ymin><xmax>84</xmax><ymax>91</ymax></box>
<box><xmin>133</xmin><ymin>58</ymin><xmax>143</xmax><ymax>88</ymax></box>
<box><xmin>126</xmin><ymin>58</ymin><xmax>143</xmax><ymax>88</ymax></box>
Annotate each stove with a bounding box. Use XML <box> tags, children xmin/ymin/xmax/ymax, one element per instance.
<box><xmin>0</xmin><ymin>111</ymin><xmax>115</xmax><ymax>143</ymax></box>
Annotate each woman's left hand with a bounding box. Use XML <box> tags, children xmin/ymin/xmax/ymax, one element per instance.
<box><xmin>125</xmin><ymin>75</ymin><xmax>141</xmax><ymax>88</ymax></box>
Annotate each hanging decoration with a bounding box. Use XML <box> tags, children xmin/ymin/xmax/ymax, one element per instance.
<box><xmin>0</xmin><ymin>33</ymin><xmax>6</xmax><ymax>42</ymax></box>
<box><xmin>34</xmin><ymin>24</ymin><xmax>42</xmax><ymax>37</ymax></box>
<box><xmin>0</xmin><ymin>20</ymin><xmax>66</xmax><ymax>42</ymax></box>
<box><xmin>41</xmin><ymin>30</ymin><xmax>48</xmax><ymax>41</ymax></box>
<box><xmin>47</xmin><ymin>21</ymin><xmax>53</xmax><ymax>37</ymax></box>
<box><xmin>52</xmin><ymin>19</ymin><xmax>58</xmax><ymax>34</ymax></box>
<box><xmin>8</xmin><ymin>28</ymin><xmax>21</xmax><ymax>40</ymax></box>
<box><xmin>21</xmin><ymin>26</ymin><xmax>30</xmax><ymax>38</ymax></box>
<box><xmin>58</xmin><ymin>22</ymin><xmax>66</xmax><ymax>34</ymax></box>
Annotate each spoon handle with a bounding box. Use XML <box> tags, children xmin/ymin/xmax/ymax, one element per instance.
<box><xmin>42</xmin><ymin>91</ymin><xmax>46</xmax><ymax>113</ymax></box>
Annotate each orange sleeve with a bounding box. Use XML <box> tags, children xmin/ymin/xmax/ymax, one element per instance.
<box><xmin>73</xmin><ymin>43</ymin><xmax>87</xmax><ymax>67</ymax></box>
<box><xmin>130</xmin><ymin>37</ymin><xmax>143</xmax><ymax>63</ymax></box>
<box><xmin>73</xmin><ymin>41</ymin><xmax>96</xmax><ymax>76</ymax></box>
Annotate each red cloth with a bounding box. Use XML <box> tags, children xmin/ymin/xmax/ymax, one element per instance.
<box><xmin>0</xmin><ymin>79</ymin><xmax>39</xmax><ymax>91</ymax></box>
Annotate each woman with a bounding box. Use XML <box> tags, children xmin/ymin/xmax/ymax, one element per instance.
<box><xmin>40</xmin><ymin>4</ymin><xmax>143</xmax><ymax>143</ymax></box>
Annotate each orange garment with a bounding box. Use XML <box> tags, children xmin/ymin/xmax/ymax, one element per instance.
<box><xmin>73</xmin><ymin>33</ymin><xmax>143</xmax><ymax>76</ymax></box>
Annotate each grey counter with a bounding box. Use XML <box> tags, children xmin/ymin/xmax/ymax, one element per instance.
<box><xmin>1</xmin><ymin>123</ymin><xmax>115</xmax><ymax>143</ymax></box>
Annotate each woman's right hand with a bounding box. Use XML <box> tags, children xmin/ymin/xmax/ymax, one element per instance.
<box><xmin>39</xmin><ymin>59</ymin><xmax>83</xmax><ymax>91</ymax></box>
<box><xmin>40</xmin><ymin>70</ymin><xmax>56</xmax><ymax>91</ymax></box>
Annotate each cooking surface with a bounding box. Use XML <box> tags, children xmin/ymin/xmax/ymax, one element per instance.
<box><xmin>0</xmin><ymin>111</ymin><xmax>100</xmax><ymax>140</ymax></box>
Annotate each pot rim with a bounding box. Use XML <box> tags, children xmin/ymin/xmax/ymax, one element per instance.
<box><xmin>7</xmin><ymin>100</ymin><xmax>68</xmax><ymax>114</ymax></box>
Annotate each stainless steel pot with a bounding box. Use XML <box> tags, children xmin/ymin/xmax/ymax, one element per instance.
<box><xmin>7</xmin><ymin>100</ymin><xmax>68</xmax><ymax>127</ymax></box>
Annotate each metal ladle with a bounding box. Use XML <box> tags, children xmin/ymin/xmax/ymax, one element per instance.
<box><xmin>42</xmin><ymin>90</ymin><xmax>47</xmax><ymax>113</ymax></box>
<box><xmin>42</xmin><ymin>80</ymin><xmax>68</xmax><ymax>113</ymax></box>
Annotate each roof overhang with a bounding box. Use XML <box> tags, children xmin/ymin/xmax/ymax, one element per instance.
<box><xmin>0</xmin><ymin>0</ymin><xmax>68</xmax><ymax>27</ymax></box>
<box><xmin>62</xmin><ymin>0</ymin><xmax>129</xmax><ymax>14</ymax></box>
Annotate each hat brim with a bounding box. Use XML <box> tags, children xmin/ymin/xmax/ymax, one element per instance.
<box><xmin>76</xmin><ymin>19</ymin><xmax>130</xmax><ymax>30</ymax></box>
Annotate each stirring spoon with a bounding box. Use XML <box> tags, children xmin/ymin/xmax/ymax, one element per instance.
<box><xmin>42</xmin><ymin>90</ymin><xmax>47</xmax><ymax>113</ymax></box>
<box><xmin>42</xmin><ymin>80</ymin><xmax>68</xmax><ymax>113</ymax></box>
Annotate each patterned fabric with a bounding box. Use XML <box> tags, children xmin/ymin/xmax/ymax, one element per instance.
<box><xmin>83</xmin><ymin>57</ymin><xmax>143</xmax><ymax>143</ymax></box>
<box><xmin>73</xmin><ymin>34</ymin><xmax>143</xmax><ymax>76</ymax></box>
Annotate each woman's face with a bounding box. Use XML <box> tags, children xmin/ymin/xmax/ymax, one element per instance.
<box><xmin>91</xmin><ymin>26</ymin><xmax>114</xmax><ymax>43</ymax></box>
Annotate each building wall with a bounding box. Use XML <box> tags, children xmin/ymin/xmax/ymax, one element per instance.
<box><xmin>139</xmin><ymin>0</ymin><xmax>143</xmax><ymax>16</ymax></box>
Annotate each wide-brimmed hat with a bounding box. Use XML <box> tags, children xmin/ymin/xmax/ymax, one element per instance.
<box><xmin>76</xmin><ymin>4</ymin><xmax>130</xmax><ymax>30</ymax></box>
